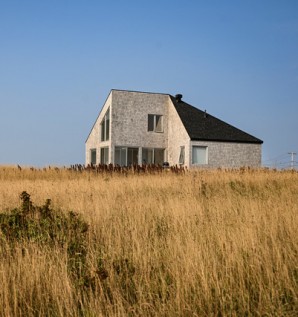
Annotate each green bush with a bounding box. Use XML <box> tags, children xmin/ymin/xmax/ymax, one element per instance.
<box><xmin>0</xmin><ymin>191</ymin><xmax>89</xmax><ymax>285</ymax></box>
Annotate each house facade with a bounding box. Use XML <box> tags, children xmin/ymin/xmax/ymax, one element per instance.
<box><xmin>86</xmin><ymin>89</ymin><xmax>263</xmax><ymax>168</ymax></box>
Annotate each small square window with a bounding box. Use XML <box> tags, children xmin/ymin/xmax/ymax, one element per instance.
<box><xmin>148</xmin><ymin>114</ymin><xmax>163</xmax><ymax>132</ymax></box>
<box><xmin>192</xmin><ymin>146</ymin><xmax>208</xmax><ymax>165</ymax></box>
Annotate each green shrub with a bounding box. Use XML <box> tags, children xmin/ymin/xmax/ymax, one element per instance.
<box><xmin>0</xmin><ymin>191</ymin><xmax>89</xmax><ymax>285</ymax></box>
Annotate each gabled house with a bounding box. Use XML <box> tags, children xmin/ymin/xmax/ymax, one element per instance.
<box><xmin>86</xmin><ymin>89</ymin><xmax>263</xmax><ymax>168</ymax></box>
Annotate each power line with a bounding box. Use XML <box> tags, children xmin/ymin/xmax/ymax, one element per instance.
<box><xmin>263</xmin><ymin>153</ymin><xmax>289</xmax><ymax>163</ymax></box>
<box><xmin>263</xmin><ymin>152</ymin><xmax>297</xmax><ymax>170</ymax></box>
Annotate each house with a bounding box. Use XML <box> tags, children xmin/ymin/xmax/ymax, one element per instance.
<box><xmin>85</xmin><ymin>89</ymin><xmax>263</xmax><ymax>168</ymax></box>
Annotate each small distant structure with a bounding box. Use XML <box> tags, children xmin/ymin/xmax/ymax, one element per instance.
<box><xmin>85</xmin><ymin>89</ymin><xmax>263</xmax><ymax>168</ymax></box>
<box><xmin>288</xmin><ymin>152</ymin><xmax>297</xmax><ymax>170</ymax></box>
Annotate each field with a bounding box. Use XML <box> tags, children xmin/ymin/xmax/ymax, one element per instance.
<box><xmin>0</xmin><ymin>166</ymin><xmax>297</xmax><ymax>316</ymax></box>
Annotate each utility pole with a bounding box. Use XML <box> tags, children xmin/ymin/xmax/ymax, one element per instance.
<box><xmin>288</xmin><ymin>152</ymin><xmax>297</xmax><ymax>170</ymax></box>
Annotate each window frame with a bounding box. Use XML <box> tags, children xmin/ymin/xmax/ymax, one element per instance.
<box><xmin>115</xmin><ymin>147</ymin><xmax>127</xmax><ymax>166</ymax></box>
<box><xmin>90</xmin><ymin>148</ymin><xmax>97</xmax><ymax>165</ymax></box>
<box><xmin>100</xmin><ymin>107</ymin><xmax>110</xmax><ymax>141</ymax></box>
<box><xmin>179</xmin><ymin>146</ymin><xmax>185</xmax><ymax>165</ymax></box>
<box><xmin>100</xmin><ymin>147</ymin><xmax>109</xmax><ymax>165</ymax></box>
<box><xmin>142</xmin><ymin>148</ymin><xmax>165</xmax><ymax>165</ymax></box>
<box><xmin>148</xmin><ymin>114</ymin><xmax>163</xmax><ymax>133</ymax></box>
<box><xmin>114</xmin><ymin>146</ymin><xmax>139</xmax><ymax>166</ymax></box>
<box><xmin>192</xmin><ymin>146</ymin><xmax>208</xmax><ymax>165</ymax></box>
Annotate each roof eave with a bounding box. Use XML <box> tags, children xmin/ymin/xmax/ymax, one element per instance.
<box><xmin>190</xmin><ymin>138</ymin><xmax>263</xmax><ymax>144</ymax></box>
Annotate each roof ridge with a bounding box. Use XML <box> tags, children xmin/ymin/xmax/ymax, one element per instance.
<box><xmin>111</xmin><ymin>88</ymin><xmax>169</xmax><ymax>96</ymax></box>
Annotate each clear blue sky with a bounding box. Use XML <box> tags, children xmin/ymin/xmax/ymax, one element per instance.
<box><xmin>0</xmin><ymin>1</ymin><xmax>297</xmax><ymax>168</ymax></box>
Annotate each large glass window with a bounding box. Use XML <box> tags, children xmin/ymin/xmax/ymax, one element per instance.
<box><xmin>148</xmin><ymin>114</ymin><xmax>163</xmax><ymax>132</ymax></box>
<box><xmin>101</xmin><ymin>108</ymin><xmax>110</xmax><ymax>141</ymax></box>
<box><xmin>142</xmin><ymin>148</ymin><xmax>164</xmax><ymax>165</ymax></box>
<box><xmin>100</xmin><ymin>147</ymin><xmax>109</xmax><ymax>164</ymax></box>
<box><xmin>90</xmin><ymin>149</ymin><xmax>97</xmax><ymax>165</ymax></box>
<box><xmin>114</xmin><ymin>147</ymin><xmax>138</xmax><ymax>166</ymax></box>
<box><xmin>142</xmin><ymin>148</ymin><xmax>154</xmax><ymax>164</ymax></box>
<box><xmin>154</xmin><ymin>149</ymin><xmax>164</xmax><ymax>165</ymax></box>
<box><xmin>192</xmin><ymin>146</ymin><xmax>208</xmax><ymax>165</ymax></box>
<box><xmin>115</xmin><ymin>147</ymin><xmax>127</xmax><ymax>166</ymax></box>
<box><xmin>127</xmin><ymin>148</ymin><xmax>138</xmax><ymax>166</ymax></box>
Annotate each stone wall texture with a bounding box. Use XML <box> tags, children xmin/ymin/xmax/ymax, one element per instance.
<box><xmin>111</xmin><ymin>90</ymin><xmax>169</xmax><ymax>164</ymax></box>
<box><xmin>190</xmin><ymin>141</ymin><xmax>262</xmax><ymax>168</ymax></box>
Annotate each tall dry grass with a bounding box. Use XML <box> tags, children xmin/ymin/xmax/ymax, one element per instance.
<box><xmin>0</xmin><ymin>166</ymin><xmax>297</xmax><ymax>316</ymax></box>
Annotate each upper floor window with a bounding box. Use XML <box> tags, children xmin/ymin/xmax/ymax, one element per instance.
<box><xmin>101</xmin><ymin>108</ymin><xmax>110</xmax><ymax>141</ymax></box>
<box><xmin>148</xmin><ymin>114</ymin><xmax>163</xmax><ymax>132</ymax></box>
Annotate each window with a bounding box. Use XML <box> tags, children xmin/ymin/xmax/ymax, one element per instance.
<box><xmin>114</xmin><ymin>147</ymin><xmax>138</xmax><ymax>166</ymax></box>
<box><xmin>142</xmin><ymin>148</ymin><xmax>154</xmax><ymax>164</ymax></box>
<box><xmin>115</xmin><ymin>147</ymin><xmax>127</xmax><ymax>166</ymax></box>
<box><xmin>101</xmin><ymin>108</ymin><xmax>110</xmax><ymax>141</ymax></box>
<box><xmin>100</xmin><ymin>147</ymin><xmax>109</xmax><ymax>164</ymax></box>
<box><xmin>142</xmin><ymin>148</ymin><xmax>164</xmax><ymax>165</ymax></box>
<box><xmin>148</xmin><ymin>114</ymin><xmax>163</xmax><ymax>132</ymax></box>
<box><xmin>127</xmin><ymin>148</ymin><xmax>138</xmax><ymax>166</ymax></box>
<box><xmin>154</xmin><ymin>149</ymin><xmax>164</xmax><ymax>165</ymax></box>
<box><xmin>179</xmin><ymin>146</ymin><xmax>185</xmax><ymax>165</ymax></box>
<box><xmin>90</xmin><ymin>149</ymin><xmax>97</xmax><ymax>165</ymax></box>
<box><xmin>192</xmin><ymin>146</ymin><xmax>208</xmax><ymax>165</ymax></box>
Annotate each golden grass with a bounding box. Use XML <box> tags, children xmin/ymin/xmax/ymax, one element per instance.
<box><xmin>0</xmin><ymin>166</ymin><xmax>297</xmax><ymax>316</ymax></box>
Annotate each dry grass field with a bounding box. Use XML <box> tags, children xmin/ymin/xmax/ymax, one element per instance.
<box><xmin>0</xmin><ymin>166</ymin><xmax>297</xmax><ymax>316</ymax></box>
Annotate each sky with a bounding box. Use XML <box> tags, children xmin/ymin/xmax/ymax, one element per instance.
<box><xmin>0</xmin><ymin>0</ymin><xmax>297</xmax><ymax>168</ymax></box>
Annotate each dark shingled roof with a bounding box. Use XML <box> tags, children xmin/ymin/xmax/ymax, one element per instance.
<box><xmin>170</xmin><ymin>95</ymin><xmax>263</xmax><ymax>144</ymax></box>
